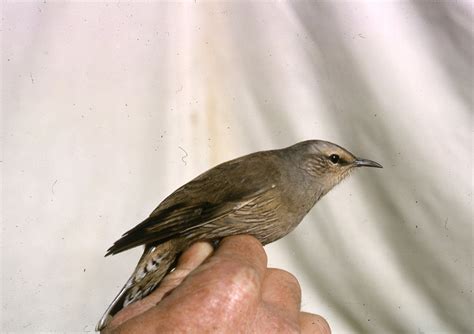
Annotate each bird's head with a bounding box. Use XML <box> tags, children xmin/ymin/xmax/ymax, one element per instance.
<box><xmin>291</xmin><ymin>140</ymin><xmax>382</xmax><ymax>193</ymax></box>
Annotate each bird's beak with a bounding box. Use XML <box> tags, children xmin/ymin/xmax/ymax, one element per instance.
<box><xmin>354</xmin><ymin>158</ymin><xmax>383</xmax><ymax>168</ymax></box>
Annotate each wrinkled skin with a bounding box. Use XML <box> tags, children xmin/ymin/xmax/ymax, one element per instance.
<box><xmin>103</xmin><ymin>235</ymin><xmax>330</xmax><ymax>334</ymax></box>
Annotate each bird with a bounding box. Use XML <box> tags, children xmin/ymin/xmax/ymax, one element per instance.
<box><xmin>96</xmin><ymin>139</ymin><xmax>382</xmax><ymax>330</ymax></box>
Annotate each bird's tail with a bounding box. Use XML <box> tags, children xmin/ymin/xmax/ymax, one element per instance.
<box><xmin>96</xmin><ymin>239</ymin><xmax>185</xmax><ymax>331</ymax></box>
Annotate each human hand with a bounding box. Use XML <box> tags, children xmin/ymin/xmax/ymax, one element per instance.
<box><xmin>103</xmin><ymin>235</ymin><xmax>330</xmax><ymax>333</ymax></box>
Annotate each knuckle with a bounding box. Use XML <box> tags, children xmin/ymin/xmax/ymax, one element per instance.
<box><xmin>279</xmin><ymin>270</ymin><xmax>300</xmax><ymax>289</ymax></box>
<box><xmin>195</xmin><ymin>263</ymin><xmax>261</xmax><ymax>327</ymax></box>
<box><xmin>269</xmin><ymin>268</ymin><xmax>301</xmax><ymax>293</ymax></box>
<box><xmin>220</xmin><ymin>262</ymin><xmax>261</xmax><ymax>297</ymax></box>
<box><xmin>221</xmin><ymin>235</ymin><xmax>268</xmax><ymax>266</ymax></box>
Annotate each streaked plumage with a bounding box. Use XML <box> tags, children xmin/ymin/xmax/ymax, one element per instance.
<box><xmin>97</xmin><ymin>140</ymin><xmax>382</xmax><ymax>330</ymax></box>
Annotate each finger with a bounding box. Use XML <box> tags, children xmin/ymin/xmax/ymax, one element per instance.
<box><xmin>299</xmin><ymin>312</ymin><xmax>331</xmax><ymax>334</ymax></box>
<box><xmin>212</xmin><ymin>235</ymin><xmax>267</xmax><ymax>269</ymax></box>
<box><xmin>174</xmin><ymin>235</ymin><xmax>268</xmax><ymax>301</ymax></box>
<box><xmin>156</xmin><ymin>241</ymin><xmax>214</xmax><ymax>299</ymax></box>
<box><xmin>261</xmin><ymin>268</ymin><xmax>301</xmax><ymax>321</ymax></box>
<box><xmin>176</xmin><ymin>241</ymin><xmax>215</xmax><ymax>270</ymax></box>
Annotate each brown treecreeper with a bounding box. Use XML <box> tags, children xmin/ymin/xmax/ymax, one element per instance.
<box><xmin>97</xmin><ymin>139</ymin><xmax>382</xmax><ymax>330</ymax></box>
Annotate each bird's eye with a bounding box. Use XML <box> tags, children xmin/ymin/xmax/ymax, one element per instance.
<box><xmin>329</xmin><ymin>154</ymin><xmax>340</xmax><ymax>164</ymax></box>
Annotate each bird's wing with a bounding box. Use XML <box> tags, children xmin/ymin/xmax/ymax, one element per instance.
<box><xmin>106</xmin><ymin>153</ymin><xmax>281</xmax><ymax>256</ymax></box>
<box><xmin>105</xmin><ymin>187</ymin><xmax>273</xmax><ymax>256</ymax></box>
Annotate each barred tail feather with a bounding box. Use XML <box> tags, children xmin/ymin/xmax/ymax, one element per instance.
<box><xmin>96</xmin><ymin>239</ymin><xmax>184</xmax><ymax>331</ymax></box>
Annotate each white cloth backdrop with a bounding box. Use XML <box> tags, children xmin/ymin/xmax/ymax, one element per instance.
<box><xmin>2</xmin><ymin>2</ymin><xmax>472</xmax><ymax>333</ymax></box>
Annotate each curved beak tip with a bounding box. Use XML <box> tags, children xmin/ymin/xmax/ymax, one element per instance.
<box><xmin>355</xmin><ymin>158</ymin><xmax>383</xmax><ymax>168</ymax></box>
